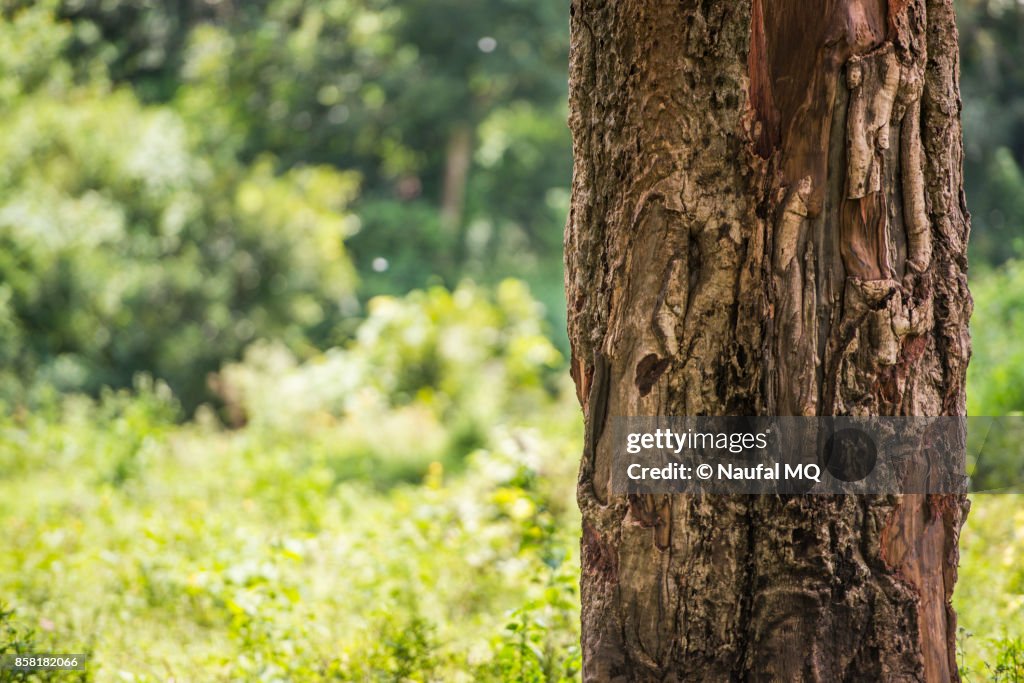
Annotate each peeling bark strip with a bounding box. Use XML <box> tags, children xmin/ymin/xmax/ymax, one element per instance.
<box><xmin>565</xmin><ymin>0</ymin><xmax>971</xmax><ymax>680</ymax></box>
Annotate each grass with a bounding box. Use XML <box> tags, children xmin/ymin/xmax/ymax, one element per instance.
<box><xmin>0</xmin><ymin>385</ymin><xmax>583</xmax><ymax>681</ymax></box>
<box><xmin>0</xmin><ymin>361</ymin><xmax>1021</xmax><ymax>680</ymax></box>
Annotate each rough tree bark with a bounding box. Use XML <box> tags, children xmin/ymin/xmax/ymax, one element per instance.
<box><xmin>564</xmin><ymin>1</ymin><xmax>971</xmax><ymax>681</ymax></box>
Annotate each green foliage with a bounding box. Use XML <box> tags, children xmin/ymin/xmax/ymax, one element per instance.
<box><xmin>52</xmin><ymin>0</ymin><xmax>573</xmax><ymax>340</ymax></box>
<box><xmin>485</xmin><ymin>564</ymin><xmax>581</xmax><ymax>683</ymax></box>
<box><xmin>212</xmin><ymin>280</ymin><xmax>563</xmax><ymax>482</ymax></box>
<box><xmin>0</xmin><ymin>603</ymin><xmax>90</xmax><ymax>682</ymax></box>
<box><xmin>0</xmin><ymin>604</ymin><xmax>42</xmax><ymax>683</ymax></box>
<box><xmin>988</xmin><ymin>638</ymin><xmax>1024</xmax><ymax>682</ymax></box>
<box><xmin>968</xmin><ymin>262</ymin><xmax>1024</xmax><ymax>418</ymax></box>
<box><xmin>957</xmin><ymin>264</ymin><xmax>1024</xmax><ymax>676</ymax></box>
<box><xmin>0</xmin><ymin>5</ymin><xmax>358</xmax><ymax>409</ymax></box>
<box><xmin>0</xmin><ymin>283</ymin><xmax>582</xmax><ymax>681</ymax></box>
<box><xmin>958</xmin><ymin>0</ymin><xmax>1024</xmax><ymax>263</ymax></box>
<box><xmin>0</xmin><ymin>6</ymin><xmax>580</xmax><ymax>675</ymax></box>
<box><xmin>965</xmin><ymin>263</ymin><xmax>1024</xmax><ymax>488</ymax></box>
<box><xmin>955</xmin><ymin>496</ymin><xmax>1024</xmax><ymax>681</ymax></box>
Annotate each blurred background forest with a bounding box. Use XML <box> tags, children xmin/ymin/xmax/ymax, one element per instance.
<box><xmin>1</xmin><ymin>0</ymin><xmax>1023</xmax><ymax>680</ymax></box>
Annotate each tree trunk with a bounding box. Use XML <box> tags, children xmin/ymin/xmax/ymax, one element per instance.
<box><xmin>564</xmin><ymin>1</ymin><xmax>971</xmax><ymax>681</ymax></box>
<box><xmin>441</xmin><ymin>122</ymin><xmax>473</xmax><ymax>234</ymax></box>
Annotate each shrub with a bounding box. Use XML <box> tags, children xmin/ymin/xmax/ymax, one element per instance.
<box><xmin>0</xmin><ymin>5</ymin><xmax>358</xmax><ymax>410</ymax></box>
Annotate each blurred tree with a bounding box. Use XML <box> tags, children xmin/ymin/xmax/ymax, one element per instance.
<box><xmin>958</xmin><ymin>0</ymin><xmax>1024</xmax><ymax>263</ymax></box>
<box><xmin>52</xmin><ymin>0</ymin><xmax>572</xmax><ymax>337</ymax></box>
<box><xmin>0</xmin><ymin>4</ymin><xmax>359</xmax><ymax>409</ymax></box>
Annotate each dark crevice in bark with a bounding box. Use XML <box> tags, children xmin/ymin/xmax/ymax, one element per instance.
<box><xmin>634</xmin><ymin>354</ymin><xmax>670</xmax><ymax>397</ymax></box>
